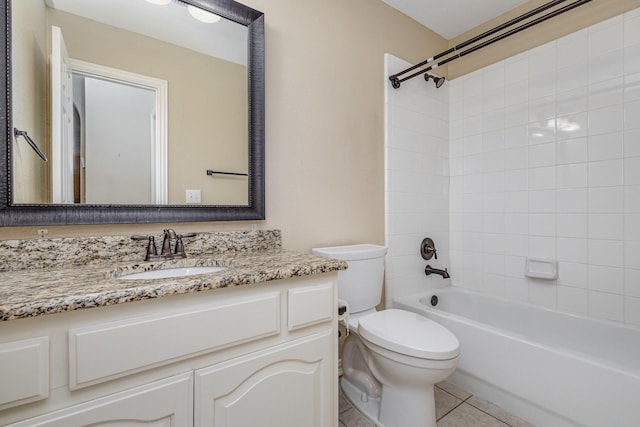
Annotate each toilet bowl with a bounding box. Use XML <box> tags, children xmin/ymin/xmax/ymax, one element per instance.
<box><xmin>341</xmin><ymin>309</ymin><xmax>459</xmax><ymax>427</ymax></box>
<box><xmin>312</xmin><ymin>244</ymin><xmax>459</xmax><ymax>427</ymax></box>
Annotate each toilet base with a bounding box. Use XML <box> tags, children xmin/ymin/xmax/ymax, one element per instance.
<box><xmin>340</xmin><ymin>377</ymin><xmax>386</xmax><ymax>427</ymax></box>
<box><xmin>341</xmin><ymin>376</ymin><xmax>438</xmax><ymax>427</ymax></box>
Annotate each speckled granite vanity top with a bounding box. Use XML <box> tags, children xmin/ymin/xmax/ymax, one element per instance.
<box><xmin>0</xmin><ymin>230</ymin><xmax>346</xmax><ymax>321</ymax></box>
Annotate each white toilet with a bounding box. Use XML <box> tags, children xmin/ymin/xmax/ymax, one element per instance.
<box><xmin>312</xmin><ymin>244</ymin><xmax>459</xmax><ymax>427</ymax></box>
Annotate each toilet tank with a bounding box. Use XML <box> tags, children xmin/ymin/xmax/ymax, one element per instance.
<box><xmin>312</xmin><ymin>244</ymin><xmax>387</xmax><ymax>314</ymax></box>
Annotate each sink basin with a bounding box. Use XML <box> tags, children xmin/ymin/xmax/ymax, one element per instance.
<box><xmin>118</xmin><ymin>266</ymin><xmax>226</xmax><ymax>280</ymax></box>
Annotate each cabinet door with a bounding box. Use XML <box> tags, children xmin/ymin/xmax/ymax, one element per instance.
<box><xmin>7</xmin><ymin>373</ymin><xmax>192</xmax><ymax>427</ymax></box>
<box><xmin>195</xmin><ymin>330</ymin><xmax>336</xmax><ymax>427</ymax></box>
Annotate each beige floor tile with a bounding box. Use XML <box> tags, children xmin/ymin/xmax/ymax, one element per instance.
<box><xmin>437</xmin><ymin>403</ymin><xmax>510</xmax><ymax>427</ymax></box>
<box><xmin>339</xmin><ymin>407</ymin><xmax>376</xmax><ymax>427</ymax></box>
<box><xmin>467</xmin><ymin>396</ymin><xmax>536</xmax><ymax>427</ymax></box>
<box><xmin>339</xmin><ymin>391</ymin><xmax>352</xmax><ymax>414</ymax></box>
<box><xmin>436</xmin><ymin>380</ymin><xmax>473</xmax><ymax>400</ymax></box>
<box><xmin>339</xmin><ymin>381</ymin><xmax>529</xmax><ymax>427</ymax></box>
<box><xmin>435</xmin><ymin>387</ymin><xmax>463</xmax><ymax>420</ymax></box>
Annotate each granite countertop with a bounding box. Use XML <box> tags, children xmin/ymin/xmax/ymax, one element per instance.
<box><xmin>0</xmin><ymin>249</ymin><xmax>347</xmax><ymax>321</ymax></box>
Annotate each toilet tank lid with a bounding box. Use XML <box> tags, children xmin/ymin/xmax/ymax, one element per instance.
<box><xmin>312</xmin><ymin>244</ymin><xmax>387</xmax><ymax>261</ymax></box>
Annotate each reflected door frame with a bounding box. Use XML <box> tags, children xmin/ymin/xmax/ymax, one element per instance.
<box><xmin>65</xmin><ymin>59</ymin><xmax>168</xmax><ymax>204</ymax></box>
<box><xmin>51</xmin><ymin>26</ymin><xmax>73</xmax><ymax>204</ymax></box>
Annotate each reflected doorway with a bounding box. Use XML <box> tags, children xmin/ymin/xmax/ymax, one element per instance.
<box><xmin>51</xmin><ymin>24</ymin><xmax>168</xmax><ymax>204</ymax></box>
<box><xmin>72</xmin><ymin>74</ymin><xmax>157</xmax><ymax>204</ymax></box>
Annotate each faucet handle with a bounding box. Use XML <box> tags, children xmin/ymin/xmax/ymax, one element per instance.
<box><xmin>131</xmin><ymin>235</ymin><xmax>158</xmax><ymax>261</ymax></box>
<box><xmin>420</xmin><ymin>237</ymin><xmax>438</xmax><ymax>260</ymax></box>
<box><xmin>174</xmin><ymin>233</ymin><xmax>197</xmax><ymax>258</ymax></box>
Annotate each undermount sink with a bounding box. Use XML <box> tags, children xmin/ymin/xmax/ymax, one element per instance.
<box><xmin>118</xmin><ymin>266</ymin><xmax>226</xmax><ymax>280</ymax></box>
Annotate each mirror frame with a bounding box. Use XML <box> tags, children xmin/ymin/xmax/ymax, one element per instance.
<box><xmin>0</xmin><ymin>0</ymin><xmax>265</xmax><ymax>226</ymax></box>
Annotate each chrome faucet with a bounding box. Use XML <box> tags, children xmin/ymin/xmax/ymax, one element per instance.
<box><xmin>132</xmin><ymin>229</ymin><xmax>197</xmax><ymax>261</ymax></box>
<box><xmin>425</xmin><ymin>265</ymin><xmax>450</xmax><ymax>279</ymax></box>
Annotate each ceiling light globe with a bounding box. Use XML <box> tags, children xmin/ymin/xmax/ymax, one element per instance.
<box><xmin>187</xmin><ymin>5</ymin><xmax>221</xmax><ymax>23</ymax></box>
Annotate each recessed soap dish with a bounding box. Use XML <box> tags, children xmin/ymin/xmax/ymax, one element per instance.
<box><xmin>525</xmin><ymin>258</ymin><xmax>557</xmax><ymax>280</ymax></box>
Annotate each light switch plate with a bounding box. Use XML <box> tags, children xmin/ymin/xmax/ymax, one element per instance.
<box><xmin>186</xmin><ymin>189</ymin><xmax>201</xmax><ymax>204</ymax></box>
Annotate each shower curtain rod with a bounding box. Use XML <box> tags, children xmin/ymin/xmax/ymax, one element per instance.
<box><xmin>389</xmin><ymin>0</ymin><xmax>591</xmax><ymax>89</ymax></box>
<box><xmin>389</xmin><ymin>0</ymin><xmax>568</xmax><ymax>86</ymax></box>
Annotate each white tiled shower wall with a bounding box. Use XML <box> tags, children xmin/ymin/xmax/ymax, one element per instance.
<box><xmin>384</xmin><ymin>54</ymin><xmax>450</xmax><ymax>309</ymax></box>
<box><xmin>385</xmin><ymin>8</ymin><xmax>640</xmax><ymax>326</ymax></box>
<box><xmin>449</xmin><ymin>9</ymin><xmax>640</xmax><ymax>325</ymax></box>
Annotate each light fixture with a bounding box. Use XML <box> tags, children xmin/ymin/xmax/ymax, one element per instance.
<box><xmin>145</xmin><ymin>0</ymin><xmax>172</xmax><ymax>5</ymax></box>
<box><xmin>424</xmin><ymin>73</ymin><xmax>446</xmax><ymax>88</ymax></box>
<box><xmin>187</xmin><ymin>5</ymin><xmax>221</xmax><ymax>23</ymax></box>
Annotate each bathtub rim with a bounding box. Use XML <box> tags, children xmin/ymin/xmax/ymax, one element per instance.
<box><xmin>393</xmin><ymin>286</ymin><xmax>640</xmax><ymax>380</ymax></box>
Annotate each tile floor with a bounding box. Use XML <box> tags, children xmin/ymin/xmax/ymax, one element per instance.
<box><xmin>338</xmin><ymin>381</ymin><xmax>535</xmax><ymax>427</ymax></box>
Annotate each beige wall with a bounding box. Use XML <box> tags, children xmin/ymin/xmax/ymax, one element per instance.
<box><xmin>232</xmin><ymin>0</ymin><xmax>448</xmax><ymax>251</ymax></box>
<box><xmin>447</xmin><ymin>0</ymin><xmax>640</xmax><ymax>79</ymax></box>
<box><xmin>11</xmin><ymin>0</ymin><xmax>48</xmax><ymax>203</ymax></box>
<box><xmin>47</xmin><ymin>8</ymin><xmax>249</xmax><ymax>206</ymax></box>
<box><xmin>8</xmin><ymin>0</ymin><xmax>630</xmax><ymax>251</ymax></box>
<box><xmin>0</xmin><ymin>0</ymin><xmax>446</xmax><ymax>251</ymax></box>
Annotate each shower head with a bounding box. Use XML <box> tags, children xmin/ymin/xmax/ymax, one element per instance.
<box><xmin>424</xmin><ymin>73</ymin><xmax>446</xmax><ymax>88</ymax></box>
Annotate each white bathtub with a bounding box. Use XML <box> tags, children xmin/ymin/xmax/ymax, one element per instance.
<box><xmin>394</xmin><ymin>287</ymin><xmax>640</xmax><ymax>427</ymax></box>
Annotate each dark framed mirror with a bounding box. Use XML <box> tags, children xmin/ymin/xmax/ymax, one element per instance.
<box><xmin>0</xmin><ymin>0</ymin><xmax>264</xmax><ymax>226</ymax></box>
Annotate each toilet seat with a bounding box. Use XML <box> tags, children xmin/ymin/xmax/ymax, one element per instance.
<box><xmin>358</xmin><ymin>309</ymin><xmax>459</xmax><ymax>360</ymax></box>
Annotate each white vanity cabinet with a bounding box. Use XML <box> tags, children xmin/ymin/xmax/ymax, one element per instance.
<box><xmin>195</xmin><ymin>331</ymin><xmax>333</xmax><ymax>426</ymax></box>
<box><xmin>0</xmin><ymin>274</ymin><xmax>338</xmax><ymax>427</ymax></box>
<box><xmin>6</xmin><ymin>373</ymin><xmax>194</xmax><ymax>426</ymax></box>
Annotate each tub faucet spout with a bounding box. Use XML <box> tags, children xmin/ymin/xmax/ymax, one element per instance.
<box><xmin>425</xmin><ymin>265</ymin><xmax>450</xmax><ymax>279</ymax></box>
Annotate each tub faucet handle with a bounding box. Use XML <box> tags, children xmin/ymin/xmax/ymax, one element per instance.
<box><xmin>420</xmin><ymin>237</ymin><xmax>438</xmax><ymax>260</ymax></box>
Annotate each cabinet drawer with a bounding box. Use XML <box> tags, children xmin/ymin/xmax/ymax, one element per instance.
<box><xmin>69</xmin><ymin>293</ymin><xmax>280</xmax><ymax>389</ymax></box>
<box><xmin>0</xmin><ymin>337</ymin><xmax>49</xmax><ymax>410</ymax></box>
<box><xmin>288</xmin><ymin>283</ymin><xmax>334</xmax><ymax>331</ymax></box>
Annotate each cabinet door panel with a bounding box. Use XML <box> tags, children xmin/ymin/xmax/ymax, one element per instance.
<box><xmin>0</xmin><ymin>336</ymin><xmax>49</xmax><ymax>410</ymax></box>
<box><xmin>7</xmin><ymin>373</ymin><xmax>192</xmax><ymax>427</ymax></box>
<box><xmin>195</xmin><ymin>331</ymin><xmax>335</xmax><ymax>427</ymax></box>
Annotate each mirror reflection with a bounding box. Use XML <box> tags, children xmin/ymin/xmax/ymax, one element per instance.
<box><xmin>12</xmin><ymin>0</ymin><xmax>249</xmax><ymax>206</ymax></box>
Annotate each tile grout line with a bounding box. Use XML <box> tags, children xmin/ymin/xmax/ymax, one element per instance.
<box><xmin>435</xmin><ymin>386</ymin><xmax>469</xmax><ymax>422</ymax></box>
<box><xmin>341</xmin><ymin>384</ymin><xmax>528</xmax><ymax>427</ymax></box>
<box><xmin>436</xmin><ymin>387</ymin><xmax>519</xmax><ymax>427</ymax></box>
<box><xmin>463</xmin><ymin>396</ymin><xmax>521</xmax><ymax>427</ymax></box>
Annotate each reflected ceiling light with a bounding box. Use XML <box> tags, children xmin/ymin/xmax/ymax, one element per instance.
<box><xmin>557</xmin><ymin>118</ymin><xmax>580</xmax><ymax>132</ymax></box>
<box><xmin>145</xmin><ymin>0</ymin><xmax>172</xmax><ymax>5</ymax></box>
<box><xmin>187</xmin><ymin>5</ymin><xmax>221</xmax><ymax>23</ymax></box>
